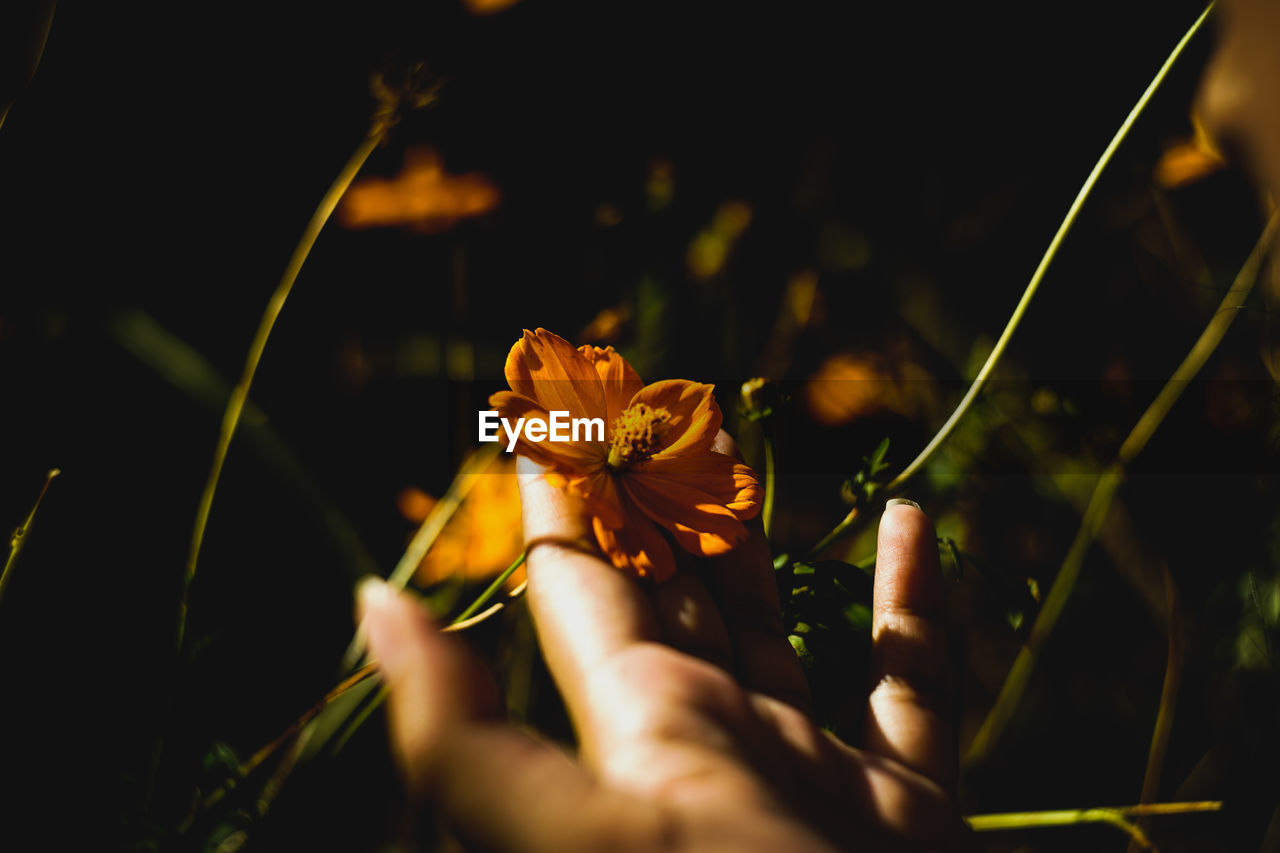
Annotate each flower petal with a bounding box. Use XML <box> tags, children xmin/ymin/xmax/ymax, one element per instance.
<box><xmin>626</xmin><ymin>379</ymin><xmax>722</xmax><ymax>459</ymax></box>
<box><xmin>504</xmin><ymin>328</ymin><xmax>607</xmax><ymax>422</ymax></box>
<box><xmin>592</xmin><ymin>500</ymin><xmax>676</xmax><ymax>582</ymax></box>
<box><xmin>622</xmin><ymin>471</ymin><xmax>749</xmax><ymax>558</ymax></box>
<box><xmin>631</xmin><ymin>452</ymin><xmax>762</xmax><ymax>521</ymax></box>
<box><xmin>578</xmin><ymin>345</ymin><xmax>644</xmax><ymax>430</ymax></box>
<box><xmin>566</xmin><ymin>469</ymin><xmax>626</xmax><ymax>529</ymax></box>
<box><xmin>488</xmin><ymin>390</ymin><xmax>607</xmax><ymax>471</ymax></box>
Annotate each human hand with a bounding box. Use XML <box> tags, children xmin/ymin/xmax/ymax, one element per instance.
<box><xmin>359</xmin><ymin>435</ymin><xmax>968</xmax><ymax>851</ymax></box>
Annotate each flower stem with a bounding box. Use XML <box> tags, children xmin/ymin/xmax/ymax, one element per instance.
<box><xmin>189</xmin><ymin>569</ymin><xmax>531</xmax><ymax>827</ymax></box>
<box><xmin>0</xmin><ymin>469</ymin><xmax>59</xmax><ymax>610</ymax></box>
<box><xmin>177</xmin><ymin>128</ymin><xmax>385</xmax><ymax>655</ymax></box>
<box><xmin>316</xmin><ymin>567</ymin><xmax>530</xmax><ymax>763</ymax></box>
<box><xmin>966</xmin><ymin>801</ymin><xmax>1221</xmax><ymax>849</ymax></box>
<box><xmin>387</xmin><ymin>445</ymin><xmax>502</xmax><ymax>589</ymax></box>
<box><xmin>340</xmin><ymin>444</ymin><xmax>502</xmax><ymax>671</ymax></box>
<box><xmin>1128</xmin><ymin>565</ymin><xmax>1185</xmax><ymax>853</ymax></box>
<box><xmin>886</xmin><ymin>3</ymin><xmax>1215</xmax><ymax>495</ymax></box>
<box><xmin>965</xmin><ymin>212</ymin><xmax>1279</xmax><ymax>768</ymax></box>
<box><xmin>808</xmin><ymin>507</ymin><xmax>859</xmax><ymax>557</ymax></box>
<box><xmin>452</xmin><ymin>550</ymin><xmax>527</xmax><ymax>623</ymax></box>
<box><xmin>188</xmin><ymin>659</ymin><xmax>382</xmax><ymax>820</ymax></box>
<box><xmin>762</xmin><ymin>435</ymin><xmax>776</xmax><ymax>539</ymax></box>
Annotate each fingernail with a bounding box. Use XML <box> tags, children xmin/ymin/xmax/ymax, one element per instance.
<box><xmin>885</xmin><ymin>498</ymin><xmax>922</xmax><ymax>510</ymax></box>
<box><xmin>357</xmin><ymin>577</ymin><xmax>406</xmax><ymax>674</ymax></box>
<box><xmin>356</xmin><ymin>575</ymin><xmax>394</xmax><ymax>617</ymax></box>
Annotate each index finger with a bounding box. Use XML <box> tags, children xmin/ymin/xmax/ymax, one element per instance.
<box><xmin>360</xmin><ymin>580</ymin><xmax>666</xmax><ymax>852</ymax></box>
<box><xmin>518</xmin><ymin>456</ymin><xmax>660</xmax><ymax>738</ymax></box>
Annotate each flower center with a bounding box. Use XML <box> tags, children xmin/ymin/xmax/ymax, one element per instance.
<box><xmin>607</xmin><ymin>403</ymin><xmax>672</xmax><ymax>470</ymax></box>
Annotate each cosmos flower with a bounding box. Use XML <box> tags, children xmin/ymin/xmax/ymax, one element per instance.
<box><xmin>404</xmin><ymin>454</ymin><xmax>525</xmax><ymax>591</ymax></box>
<box><xmin>489</xmin><ymin>329</ymin><xmax>761</xmax><ymax>582</ymax></box>
<box><xmin>338</xmin><ymin>145</ymin><xmax>499</xmax><ymax>233</ymax></box>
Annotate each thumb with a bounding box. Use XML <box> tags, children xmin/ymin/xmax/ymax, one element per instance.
<box><xmin>357</xmin><ymin>578</ymin><xmax>661</xmax><ymax>852</ymax></box>
<box><xmin>357</xmin><ymin>578</ymin><xmax>496</xmax><ymax>797</ymax></box>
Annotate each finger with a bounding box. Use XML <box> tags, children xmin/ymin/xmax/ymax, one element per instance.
<box><xmin>864</xmin><ymin>501</ymin><xmax>955</xmax><ymax>793</ymax></box>
<box><xmin>834</xmin><ymin>738</ymin><xmax>971</xmax><ymax>849</ymax></box>
<box><xmin>750</xmin><ymin>691</ymin><xmax>967</xmax><ymax>848</ymax></box>
<box><xmin>647</xmin><ymin>553</ymin><xmax>734</xmax><ymax>672</ymax></box>
<box><xmin>704</xmin><ymin>431</ymin><xmax>812</xmax><ymax>712</ymax></box>
<box><xmin>517</xmin><ymin>456</ymin><xmax>660</xmax><ymax>743</ymax></box>
<box><xmin>359</xmin><ymin>578</ymin><xmax>664</xmax><ymax>853</ymax></box>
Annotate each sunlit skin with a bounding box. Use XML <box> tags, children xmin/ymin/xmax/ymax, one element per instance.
<box><xmin>1198</xmin><ymin>0</ymin><xmax>1280</xmax><ymax>200</ymax></box>
<box><xmin>359</xmin><ymin>436</ymin><xmax>969</xmax><ymax>851</ymax></box>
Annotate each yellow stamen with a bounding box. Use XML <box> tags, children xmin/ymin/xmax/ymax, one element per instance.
<box><xmin>607</xmin><ymin>403</ymin><xmax>672</xmax><ymax>470</ymax></box>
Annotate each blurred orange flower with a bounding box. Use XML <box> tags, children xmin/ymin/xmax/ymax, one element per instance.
<box><xmin>1155</xmin><ymin>112</ymin><xmax>1226</xmax><ymax>189</ymax></box>
<box><xmin>339</xmin><ymin>145</ymin><xmax>500</xmax><ymax>233</ymax></box>
<box><xmin>462</xmin><ymin>0</ymin><xmax>522</xmax><ymax>15</ymax></box>
<box><xmin>409</xmin><ymin>455</ymin><xmax>526</xmax><ymax>589</ymax></box>
<box><xmin>490</xmin><ymin>329</ymin><xmax>761</xmax><ymax>582</ymax></box>
<box><xmin>577</xmin><ymin>303</ymin><xmax>631</xmax><ymax>345</ymax></box>
<box><xmin>1155</xmin><ymin>141</ymin><xmax>1226</xmax><ymax>188</ymax></box>
<box><xmin>805</xmin><ymin>352</ymin><xmax>897</xmax><ymax>427</ymax></box>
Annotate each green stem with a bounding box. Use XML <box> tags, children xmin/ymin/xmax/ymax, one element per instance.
<box><xmin>340</xmin><ymin>444</ymin><xmax>503</xmax><ymax>671</ymax></box>
<box><xmin>0</xmin><ymin>469</ymin><xmax>59</xmax><ymax>609</ymax></box>
<box><xmin>886</xmin><ymin>3</ymin><xmax>1215</xmax><ymax>495</ymax></box>
<box><xmin>386</xmin><ymin>445</ymin><xmax>502</xmax><ymax>589</ymax></box>
<box><xmin>328</xmin><ymin>684</ymin><xmax>390</xmax><ymax>757</ymax></box>
<box><xmin>965</xmin><ymin>212</ymin><xmax>1278</xmax><ymax>768</ymax></box>
<box><xmin>762</xmin><ymin>435</ymin><xmax>776</xmax><ymax>539</ymax></box>
<box><xmin>177</xmin><ymin>129</ymin><xmax>384</xmax><ymax>654</ymax></box>
<box><xmin>453</xmin><ymin>550</ymin><xmax>527</xmax><ymax>623</ymax></box>
<box><xmin>808</xmin><ymin>507</ymin><xmax>859</xmax><ymax>557</ymax></box>
<box><xmin>331</xmin><ymin>554</ymin><xmax>527</xmax><ymax>763</ymax></box>
<box><xmin>967</xmin><ymin>800</ymin><xmax>1221</xmax><ymax>850</ymax></box>
<box><xmin>1128</xmin><ymin>566</ymin><xmax>1185</xmax><ymax>853</ymax></box>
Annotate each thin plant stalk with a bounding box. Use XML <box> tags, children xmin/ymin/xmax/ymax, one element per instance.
<box><xmin>341</xmin><ymin>444</ymin><xmax>502</xmax><ymax>670</ymax></box>
<box><xmin>967</xmin><ymin>801</ymin><xmax>1221</xmax><ymax>850</ymax></box>
<box><xmin>327</xmin><ymin>683</ymin><xmax>390</xmax><ymax>757</ymax></box>
<box><xmin>190</xmin><ymin>567</ymin><xmax>528</xmax><ymax>824</ymax></box>
<box><xmin>965</xmin><ymin>212</ymin><xmax>1279</xmax><ymax>767</ymax></box>
<box><xmin>808</xmin><ymin>507</ymin><xmax>859</xmax><ymax>557</ymax></box>
<box><xmin>762</xmin><ymin>435</ymin><xmax>776</xmax><ymax>538</ymax></box>
<box><xmin>885</xmin><ymin>4</ymin><xmax>1214</xmax><ymax>496</ymax></box>
<box><xmin>321</xmin><ymin>566</ymin><xmax>528</xmax><ymax>757</ymax></box>
<box><xmin>1128</xmin><ymin>565</ymin><xmax>1186</xmax><ymax>853</ymax></box>
<box><xmin>189</xmin><ymin>660</ymin><xmax>381</xmax><ymax>818</ymax></box>
<box><xmin>0</xmin><ymin>1</ymin><xmax>56</xmax><ymax>135</ymax></box>
<box><xmin>177</xmin><ymin>129</ymin><xmax>385</xmax><ymax>654</ymax></box>
<box><xmin>387</xmin><ymin>445</ymin><xmax>502</xmax><ymax>589</ymax></box>
<box><xmin>0</xmin><ymin>469</ymin><xmax>59</xmax><ymax>609</ymax></box>
<box><xmin>452</xmin><ymin>550</ymin><xmax>527</xmax><ymax>623</ymax></box>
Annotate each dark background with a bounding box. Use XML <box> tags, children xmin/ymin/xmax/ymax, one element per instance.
<box><xmin>3</xmin><ymin>2</ymin><xmax>1276</xmax><ymax>850</ymax></box>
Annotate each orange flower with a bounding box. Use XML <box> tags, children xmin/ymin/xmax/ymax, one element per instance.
<box><xmin>408</xmin><ymin>455</ymin><xmax>526</xmax><ymax>590</ymax></box>
<box><xmin>489</xmin><ymin>329</ymin><xmax>761</xmax><ymax>582</ymax></box>
<box><xmin>338</xmin><ymin>145</ymin><xmax>500</xmax><ymax>233</ymax></box>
